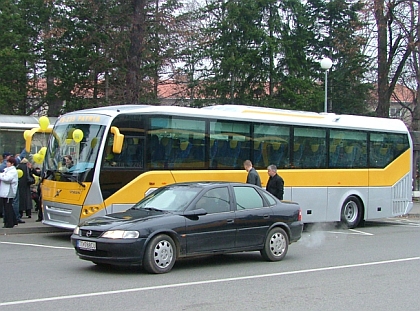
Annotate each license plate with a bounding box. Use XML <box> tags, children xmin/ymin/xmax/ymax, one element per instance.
<box><xmin>77</xmin><ymin>240</ymin><xmax>96</xmax><ymax>251</ymax></box>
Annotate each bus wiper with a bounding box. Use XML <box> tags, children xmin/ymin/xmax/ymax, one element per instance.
<box><xmin>77</xmin><ymin>180</ymin><xmax>86</xmax><ymax>188</ymax></box>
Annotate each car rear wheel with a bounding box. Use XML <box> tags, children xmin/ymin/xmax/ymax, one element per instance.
<box><xmin>341</xmin><ymin>196</ymin><xmax>363</xmax><ymax>229</ymax></box>
<box><xmin>260</xmin><ymin>227</ymin><xmax>289</xmax><ymax>261</ymax></box>
<box><xmin>143</xmin><ymin>234</ymin><xmax>176</xmax><ymax>274</ymax></box>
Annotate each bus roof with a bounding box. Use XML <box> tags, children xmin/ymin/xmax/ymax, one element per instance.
<box><xmin>0</xmin><ymin>115</ymin><xmax>58</xmax><ymax>130</ymax></box>
<box><xmin>62</xmin><ymin>104</ymin><xmax>409</xmax><ymax>134</ymax></box>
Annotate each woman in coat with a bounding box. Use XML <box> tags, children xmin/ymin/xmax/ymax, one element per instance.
<box><xmin>17</xmin><ymin>158</ymin><xmax>34</xmax><ymax>218</ymax></box>
<box><xmin>0</xmin><ymin>156</ymin><xmax>18</xmax><ymax>228</ymax></box>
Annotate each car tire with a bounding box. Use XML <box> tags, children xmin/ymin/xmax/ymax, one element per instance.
<box><xmin>260</xmin><ymin>227</ymin><xmax>289</xmax><ymax>262</ymax></box>
<box><xmin>341</xmin><ymin>195</ymin><xmax>363</xmax><ymax>229</ymax></box>
<box><xmin>143</xmin><ymin>234</ymin><xmax>176</xmax><ymax>274</ymax></box>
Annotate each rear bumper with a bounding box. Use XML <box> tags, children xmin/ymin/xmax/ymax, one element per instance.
<box><xmin>289</xmin><ymin>221</ymin><xmax>303</xmax><ymax>243</ymax></box>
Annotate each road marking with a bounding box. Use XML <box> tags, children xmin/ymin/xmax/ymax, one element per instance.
<box><xmin>0</xmin><ymin>241</ymin><xmax>73</xmax><ymax>250</ymax></box>
<box><xmin>349</xmin><ymin>229</ymin><xmax>374</xmax><ymax>235</ymax></box>
<box><xmin>0</xmin><ymin>256</ymin><xmax>419</xmax><ymax>307</ymax></box>
<box><xmin>326</xmin><ymin>229</ymin><xmax>374</xmax><ymax>236</ymax></box>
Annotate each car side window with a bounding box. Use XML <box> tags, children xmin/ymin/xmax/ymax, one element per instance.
<box><xmin>196</xmin><ymin>187</ymin><xmax>230</xmax><ymax>214</ymax></box>
<box><xmin>233</xmin><ymin>186</ymin><xmax>264</xmax><ymax>210</ymax></box>
<box><xmin>260</xmin><ymin>191</ymin><xmax>277</xmax><ymax>206</ymax></box>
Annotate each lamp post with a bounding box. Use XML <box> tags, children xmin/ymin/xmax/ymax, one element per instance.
<box><xmin>320</xmin><ymin>57</ymin><xmax>332</xmax><ymax>113</ymax></box>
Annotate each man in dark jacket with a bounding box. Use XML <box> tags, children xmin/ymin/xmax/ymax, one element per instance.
<box><xmin>266</xmin><ymin>164</ymin><xmax>284</xmax><ymax>200</ymax></box>
<box><xmin>244</xmin><ymin>160</ymin><xmax>261</xmax><ymax>187</ymax></box>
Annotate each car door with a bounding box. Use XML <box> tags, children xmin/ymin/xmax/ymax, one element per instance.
<box><xmin>184</xmin><ymin>186</ymin><xmax>235</xmax><ymax>254</ymax></box>
<box><xmin>233</xmin><ymin>185</ymin><xmax>273</xmax><ymax>248</ymax></box>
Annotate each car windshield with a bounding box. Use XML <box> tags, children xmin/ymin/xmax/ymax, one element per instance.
<box><xmin>132</xmin><ymin>186</ymin><xmax>201</xmax><ymax>212</ymax></box>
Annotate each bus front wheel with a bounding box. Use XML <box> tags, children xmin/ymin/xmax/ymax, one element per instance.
<box><xmin>341</xmin><ymin>196</ymin><xmax>363</xmax><ymax>229</ymax></box>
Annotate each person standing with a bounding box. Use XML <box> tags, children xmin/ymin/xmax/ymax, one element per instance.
<box><xmin>0</xmin><ymin>152</ymin><xmax>11</xmax><ymax>173</ymax></box>
<box><xmin>266</xmin><ymin>164</ymin><xmax>284</xmax><ymax>200</ymax></box>
<box><xmin>0</xmin><ymin>152</ymin><xmax>11</xmax><ymax>219</ymax></box>
<box><xmin>17</xmin><ymin>158</ymin><xmax>34</xmax><ymax>219</ymax></box>
<box><xmin>244</xmin><ymin>160</ymin><xmax>261</xmax><ymax>187</ymax></box>
<box><xmin>0</xmin><ymin>156</ymin><xmax>18</xmax><ymax>228</ymax></box>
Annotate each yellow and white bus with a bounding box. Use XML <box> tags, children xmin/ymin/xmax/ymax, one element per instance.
<box><xmin>0</xmin><ymin>115</ymin><xmax>56</xmax><ymax>157</ymax></box>
<box><xmin>33</xmin><ymin>104</ymin><xmax>413</xmax><ymax>229</ymax></box>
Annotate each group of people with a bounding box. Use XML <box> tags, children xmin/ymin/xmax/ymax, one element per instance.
<box><xmin>243</xmin><ymin>159</ymin><xmax>284</xmax><ymax>200</ymax></box>
<box><xmin>0</xmin><ymin>152</ymin><xmax>42</xmax><ymax>228</ymax></box>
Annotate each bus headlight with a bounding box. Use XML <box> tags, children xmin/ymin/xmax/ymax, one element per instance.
<box><xmin>101</xmin><ymin>230</ymin><xmax>140</xmax><ymax>239</ymax></box>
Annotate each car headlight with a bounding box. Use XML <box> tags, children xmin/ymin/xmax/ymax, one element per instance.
<box><xmin>73</xmin><ymin>226</ymin><xmax>80</xmax><ymax>235</ymax></box>
<box><xmin>101</xmin><ymin>230</ymin><xmax>140</xmax><ymax>239</ymax></box>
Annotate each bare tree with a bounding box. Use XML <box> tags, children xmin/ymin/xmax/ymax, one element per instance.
<box><xmin>373</xmin><ymin>0</ymin><xmax>417</xmax><ymax>118</ymax></box>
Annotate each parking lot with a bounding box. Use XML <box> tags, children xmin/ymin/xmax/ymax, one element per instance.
<box><xmin>1</xmin><ymin>209</ymin><xmax>419</xmax><ymax>310</ymax></box>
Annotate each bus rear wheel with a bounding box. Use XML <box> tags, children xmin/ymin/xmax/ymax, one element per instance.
<box><xmin>341</xmin><ymin>196</ymin><xmax>363</xmax><ymax>229</ymax></box>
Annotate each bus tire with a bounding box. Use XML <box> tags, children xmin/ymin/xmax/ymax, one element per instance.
<box><xmin>260</xmin><ymin>227</ymin><xmax>289</xmax><ymax>261</ymax></box>
<box><xmin>341</xmin><ymin>196</ymin><xmax>363</xmax><ymax>229</ymax></box>
<box><xmin>143</xmin><ymin>234</ymin><xmax>176</xmax><ymax>274</ymax></box>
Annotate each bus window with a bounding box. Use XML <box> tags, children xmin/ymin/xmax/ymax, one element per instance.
<box><xmin>330</xmin><ymin>130</ymin><xmax>367</xmax><ymax>168</ymax></box>
<box><xmin>293</xmin><ymin>127</ymin><xmax>327</xmax><ymax>169</ymax></box>
<box><xmin>254</xmin><ymin>124</ymin><xmax>290</xmax><ymax>169</ymax></box>
<box><xmin>209</xmin><ymin>121</ymin><xmax>249</xmax><ymax>169</ymax></box>
<box><xmin>149</xmin><ymin>117</ymin><xmax>206</xmax><ymax>169</ymax></box>
<box><xmin>369</xmin><ymin>132</ymin><xmax>408</xmax><ymax>168</ymax></box>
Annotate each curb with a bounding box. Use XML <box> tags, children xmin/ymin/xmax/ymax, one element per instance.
<box><xmin>0</xmin><ymin>226</ymin><xmax>69</xmax><ymax>235</ymax></box>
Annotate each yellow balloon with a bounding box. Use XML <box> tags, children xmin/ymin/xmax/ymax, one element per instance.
<box><xmin>73</xmin><ymin>129</ymin><xmax>84</xmax><ymax>143</ymax></box>
<box><xmin>39</xmin><ymin>116</ymin><xmax>50</xmax><ymax>131</ymax></box>
<box><xmin>17</xmin><ymin>169</ymin><xmax>23</xmax><ymax>178</ymax></box>
<box><xmin>65</xmin><ymin>138</ymin><xmax>73</xmax><ymax>145</ymax></box>
<box><xmin>39</xmin><ymin>147</ymin><xmax>47</xmax><ymax>156</ymax></box>
<box><xmin>67</xmin><ymin>128</ymin><xmax>75</xmax><ymax>139</ymax></box>
<box><xmin>33</xmin><ymin>153</ymin><xmax>44</xmax><ymax>164</ymax></box>
<box><xmin>91</xmin><ymin>137</ymin><xmax>98</xmax><ymax>148</ymax></box>
<box><xmin>23</xmin><ymin>130</ymin><xmax>30</xmax><ymax>140</ymax></box>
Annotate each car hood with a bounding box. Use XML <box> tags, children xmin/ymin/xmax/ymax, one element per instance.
<box><xmin>79</xmin><ymin>209</ymin><xmax>172</xmax><ymax>230</ymax></box>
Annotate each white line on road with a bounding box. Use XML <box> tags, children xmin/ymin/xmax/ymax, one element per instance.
<box><xmin>0</xmin><ymin>256</ymin><xmax>419</xmax><ymax>307</ymax></box>
<box><xmin>0</xmin><ymin>241</ymin><xmax>73</xmax><ymax>250</ymax></box>
<box><xmin>326</xmin><ymin>229</ymin><xmax>374</xmax><ymax>236</ymax></box>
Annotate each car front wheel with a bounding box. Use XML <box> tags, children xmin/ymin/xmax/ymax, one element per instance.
<box><xmin>260</xmin><ymin>227</ymin><xmax>289</xmax><ymax>261</ymax></box>
<box><xmin>143</xmin><ymin>234</ymin><xmax>176</xmax><ymax>274</ymax></box>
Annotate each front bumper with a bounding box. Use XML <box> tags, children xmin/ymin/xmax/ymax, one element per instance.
<box><xmin>71</xmin><ymin>235</ymin><xmax>147</xmax><ymax>266</ymax></box>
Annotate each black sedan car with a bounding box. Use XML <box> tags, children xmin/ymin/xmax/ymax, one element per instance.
<box><xmin>71</xmin><ymin>182</ymin><xmax>303</xmax><ymax>274</ymax></box>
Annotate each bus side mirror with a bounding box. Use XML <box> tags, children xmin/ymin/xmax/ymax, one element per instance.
<box><xmin>25</xmin><ymin>127</ymin><xmax>53</xmax><ymax>153</ymax></box>
<box><xmin>111</xmin><ymin>126</ymin><xmax>124</xmax><ymax>154</ymax></box>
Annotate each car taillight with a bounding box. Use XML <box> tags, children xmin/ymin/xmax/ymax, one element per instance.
<box><xmin>298</xmin><ymin>209</ymin><xmax>302</xmax><ymax>221</ymax></box>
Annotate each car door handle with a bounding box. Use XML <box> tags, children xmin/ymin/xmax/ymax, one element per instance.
<box><xmin>263</xmin><ymin>214</ymin><xmax>270</xmax><ymax>219</ymax></box>
<box><xmin>227</xmin><ymin>219</ymin><xmax>235</xmax><ymax>224</ymax></box>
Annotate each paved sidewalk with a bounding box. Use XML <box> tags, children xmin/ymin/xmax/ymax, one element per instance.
<box><xmin>0</xmin><ymin>212</ymin><xmax>69</xmax><ymax>235</ymax></box>
<box><xmin>1</xmin><ymin>200</ymin><xmax>420</xmax><ymax>236</ymax></box>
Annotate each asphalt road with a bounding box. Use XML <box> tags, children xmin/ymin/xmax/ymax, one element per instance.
<box><xmin>1</xmin><ymin>217</ymin><xmax>419</xmax><ymax>311</ymax></box>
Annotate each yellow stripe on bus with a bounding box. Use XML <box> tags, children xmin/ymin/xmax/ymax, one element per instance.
<box><xmin>104</xmin><ymin>150</ymin><xmax>410</xmax><ymax>210</ymax></box>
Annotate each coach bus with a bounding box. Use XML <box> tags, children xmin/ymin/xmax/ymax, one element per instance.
<box><xmin>0</xmin><ymin>115</ymin><xmax>56</xmax><ymax>159</ymax></box>
<box><xmin>32</xmin><ymin>104</ymin><xmax>413</xmax><ymax>230</ymax></box>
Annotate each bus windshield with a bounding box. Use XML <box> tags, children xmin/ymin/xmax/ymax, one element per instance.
<box><xmin>44</xmin><ymin>123</ymin><xmax>106</xmax><ymax>183</ymax></box>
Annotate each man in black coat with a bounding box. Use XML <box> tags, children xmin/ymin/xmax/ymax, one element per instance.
<box><xmin>244</xmin><ymin>160</ymin><xmax>261</xmax><ymax>187</ymax></box>
<box><xmin>266</xmin><ymin>164</ymin><xmax>284</xmax><ymax>200</ymax></box>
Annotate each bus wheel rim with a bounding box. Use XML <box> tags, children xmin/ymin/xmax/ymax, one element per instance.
<box><xmin>344</xmin><ymin>201</ymin><xmax>358</xmax><ymax>223</ymax></box>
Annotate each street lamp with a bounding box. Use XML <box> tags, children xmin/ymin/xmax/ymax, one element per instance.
<box><xmin>320</xmin><ymin>57</ymin><xmax>332</xmax><ymax>113</ymax></box>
